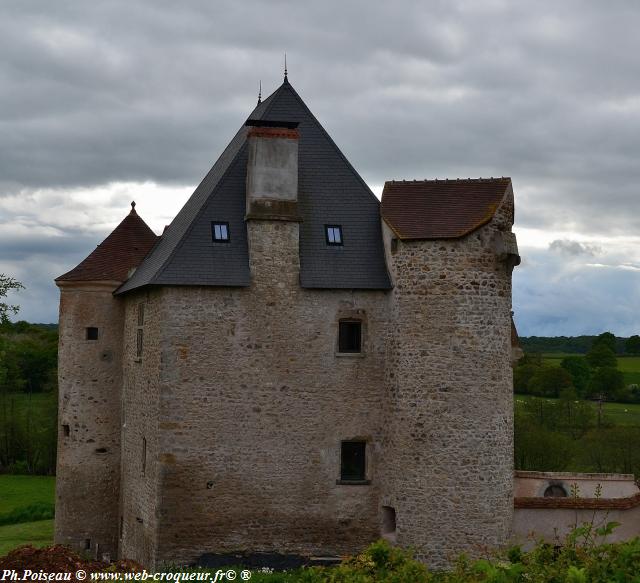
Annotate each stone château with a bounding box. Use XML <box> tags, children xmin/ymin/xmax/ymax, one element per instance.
<box><xmin>54</xmin><ymin>75</ymin><xmax>520</xmax><ymax>569</ymax></box>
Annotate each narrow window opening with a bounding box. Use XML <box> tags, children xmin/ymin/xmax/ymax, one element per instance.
<box><xmin>137</xmin><ymin>303</ymin><xmax>145</xmax><ymax>326</ymax></box>
<box><xmin>120</xmin><ymin>516</ymin><xmax>124</xmax><ymax>540</ymax></box>
<box><xmin>339</xmin><ymin>320</ymin><xmax>362</xmax><ymax>353</ymax></box>
<box><xmin>84</xmin><ymin>538</ymin><xmax>91</xmax><ymax>550</ymax></box>
<box><xmin>142</xmin><ymin>436</ymin><xmax>147</xmax><ymax>476</ymax></box>
<box><xmin>325</xmin><ymin>225</ymin><xmax>343</xmax><ymax>246</ymax></box>
<box><xmin>340</xmin><ymin>441</ymin><xmax>366</xmax><ymax>482</ymax></box>
<box><xmin>381</xmin><ymin>506</ymin><xmax>397</xmax><ymax>541</ymax></box>
<box><xmin>62</xmin><ymin>424</ymin><xmax>70</xmax><ymax>437</ymax></box>
<box><xmin>544</xmin><ymin>484</ymin><xmax>568</xmax><ymax>498</ymax></box>
<box><xmin>212</xmin><ymin>221</ymin><xmax>230</xmax><ymax>242</ymax></box>
<box><xmin>86</xmin><ymin>327</ymin><xmax>99</xmax><ymax>340</ymax></box>
<box><xmin>95</xmin><ymin>447</ymin><xmax>108</xmax><ymax>454</ymax></box>
<box><xmin>136</xmin><ymin>328</ymin><xmax>144</xmax><ymax>358</ymax></box>
<box><xmin>390</xmin><ymin>238</ymin><xmax>398</xmax><ymax>255</ymax></box>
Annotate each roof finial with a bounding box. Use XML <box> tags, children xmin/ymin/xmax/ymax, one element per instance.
<box><xmin>257</xmin><ymin>80</ymin><xmax>262</xmax><ymax>105</ymax></box>
<box><xmin>131</xmin><ymin>201</ymin><xmax>136</xmax><ymax>213</ymax></box>
<box><xmin>284</xmin><ymin>53</ymin><xmax>288</xmax><ymax>83</ymax></box>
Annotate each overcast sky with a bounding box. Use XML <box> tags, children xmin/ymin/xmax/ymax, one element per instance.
<box><xmin>1</xmin><ymin>0</ymin><xmax>639</xmax><ymax>336</ymax></box>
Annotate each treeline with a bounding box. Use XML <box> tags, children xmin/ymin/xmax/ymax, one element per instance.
<box><xmin>515</xmin><ymin>332</ymin><xmax>639</xmax><ymax>403</ymax></box>
<box><xmin>0</xmin><ymin>321</ymin><xmax>58</xmax><ymax>475</ymax></box>
<box><xmin>520</xmin><ymin>333</ymin><xmax>640</xmax><ymax>355</ymax></box>
<box><xmin>515</xmin><ymin>394</ymin><xmax>640</xmax><ymax>475</ymax></box>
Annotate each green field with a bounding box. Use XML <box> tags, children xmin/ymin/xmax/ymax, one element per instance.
<box><xmin>515</xmin><ymin>394</ymin><xmax>640</xmax><ymax>426</ymax></box>
<box><xmin>0</xmin><ymin>475</ymin><xmax>55</xmax><ymax>556</ymax></box>
<box><xmin>541</xmin><ymin>354</ymin><xmax>640</xmax><ymax>386</ymax></box>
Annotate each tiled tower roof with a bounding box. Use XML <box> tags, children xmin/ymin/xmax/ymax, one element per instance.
<box><xmin>381</xmin><ymin>177</ymin><xmax>512</xmax><ymax>240</ymax></box>
<box><xmin>56</xmin><ymin>203</ymin><xmax>158</xmax><ymax>283</ymax></box>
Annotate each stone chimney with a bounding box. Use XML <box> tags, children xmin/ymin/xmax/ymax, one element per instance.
<box><xmin>245</xmin><ymin>120</ymin><xmax>301</xmax><ymax>221</ymax></box>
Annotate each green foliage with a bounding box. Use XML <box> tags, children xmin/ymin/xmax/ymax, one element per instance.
<box><xmin>586</xmin><ymin>344</ymin><xmax>618</xmax><ymax>369</ymax></box>
<box><xmin>561</xmin><ymin>356</ymin><xmax>591</xmax><ymax>397</ymax></box>
<box><xmin>513</xmin><ymin>363</ymin><xmax>538</xmax><ymax>394</ymax></box>
<box><xmin>588</xmin><ymin>366</ymin><xmax>625</xmax><ymax>400</ymax></box>
<box><xmin>0</xmin><ymin>276</ymin><xmax>24</xmax><ymax>325</ymax></box>
<box><xmin>593</xmin><ymin>331</ymin><xmax>617</xmax><ymax>353</ymax></box>
<box><xmin>528</xmin><ymin>366</ymin><xmax>573</xmax><ymax>398</ymax></box>
<box><xmin>626</xmin><ymin>335</ymin><xmax>640</xmax><ymax>355</ymax></box>
<box><xmin>0</xmin><ymin>502</ymin><xmax>54</xmax><ymax>526</ymax></box>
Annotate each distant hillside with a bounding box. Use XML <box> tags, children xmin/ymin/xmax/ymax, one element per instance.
<box><xmin>520</xmin><ymin>335</ymin><xmax>629</xmax><ymax>354</ymax></box>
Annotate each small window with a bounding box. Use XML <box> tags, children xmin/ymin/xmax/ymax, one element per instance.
<box><xmin>137</xmin><ymin>303</ymin><xmax>145</xmax><ymax>326</ymax></box>
<box><xmin>136</xmin><ymin>329</ymin><xmax>144</xmax><ymax>358</ymax></box>
<box><xmin>381</xmin><ymin>506</ymin><xmax>397</xmax><ymax>539</ymax></box>
<box><xmin>86</xmin><ymin>327</ymin><xmax>99</xmax><ymax>340</ymax></box>
<box><xmin>62</xmin><ymin>424</ymin><xmax>70</xmax><ymax>437</ymax></box>
<box><xmin>84</xmin><ymin>538</ymin><xmax>91</xmax><ymax>550</ymax></box>
<box><xmin>325</xmin><ymin>225</ymin><xmax>343</xmax><ymax>246</ymax></box>
<box><xmin>212</xmin><ymin>222</ymin><xmax>230</xmax><ymax>242</ymax></box>
<box><xmin>341</xmin><ymin>441</ymin><xmax>366</xmax><ymax>481</ymax></box>
<box><xmin>339</xmin><ymin>320</ymin><xmax>362</xmax><ymax>353</ymax></box>
<box><xmin>142</xmin><ymin>437</ymin><xmax>147</xmax><ymax>476</ymax></box>
<box><xmin>544</xmin><ymin>484</ymin><xmax>568</xmax><ymax>498</ymax></box>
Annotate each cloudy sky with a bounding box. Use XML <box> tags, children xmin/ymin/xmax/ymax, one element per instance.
<box><xmin>1</xmin><ymin>0</ymin><xmax>639</xmax><ymax>336</ymax></box>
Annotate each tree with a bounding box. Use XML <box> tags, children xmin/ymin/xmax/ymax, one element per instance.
<box><xmin>593</xmin><ymin>331</ymin><xmax>617</xmax><ymax>353</ymax></box>
<box><xmin>586</xmin><ymin>343</ymin><xmax>617</xmax><ymax>369</ymax></box>
<box><xmin>0</xmin><ymin>275</ymin><xmax>23</xmax><ymax>324</ymax></box>
<box><xmin>561</xmin><ymin>356</ymin><xmax>592</xmax><ymax>397</ymax></box>
<box><xmin>528</xmin><ymin>366</ymin><xmax>573</xmax><ymax>398</ymax></box>
<box><xmin>587</xmin><ymin>366</ymin><xmax>625</xmax><ymax>400</ymax></box>
<box><xmin>514</xmin><ymin>363</ymin><xmax>540</xmax><ymax>394</ymax></box>
<box><xmin>625</xmin><ymin>335</ymin><xmax>640</xmax><ymax>355</ymax></box>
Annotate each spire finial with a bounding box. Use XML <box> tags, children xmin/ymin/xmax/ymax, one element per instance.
<box><xmin>257</xmin><ymin>80</ymin><xmax>262</xmax><ymax>105</ymax></box>
<box><xmin>284</xmin><ymin>53</ymin><xmax>288</xmax><ymax>83</ymax></box>
<box><xmin>130</xmin><ymin>201</ymin><xmax>136</xmax><ymax>213</ymax></box>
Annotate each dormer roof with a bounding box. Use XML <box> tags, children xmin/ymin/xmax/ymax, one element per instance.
<box><xmin>56</xmin><ymin>203</ymin><xmax>158</xmax><ymax>283</ymax></box>
<box><xmin>381</xmin><ymin>177</ymin><xmax>512</xmax><ymax>240</ymax></box>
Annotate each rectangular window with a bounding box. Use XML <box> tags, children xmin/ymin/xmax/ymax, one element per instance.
<box><xmin>137</xmin><ymin>303</ymin><xmax>145</xmax><ymax>326</ymax></box>
<box><xmin>212</xmin><ymin>221</ymin><xmax>230</xmax><ymax>242</ymax></box>
<box><xmin>62</xmin><ymin>424</ymin><xmax>70</xmax><ymax>437</ymax></box>
<box><xmin>325</xmin><ymin>225</ymin><xmax>343</xmax><ymax>245</ymax></box>
<box><xmin>142</xmin><ymin>437</ymin><xmax>147</xmax><ymax>476</ymax></box>
<box><xmin>86</xmin><ymin>327</ymin><xmax>99</xmax><ymax>340</ymax></box>
<box><xmin>341</xmin><ymin>441</ymin><xmax>366</xmax><ymax>481</ymax></box>
<box><xmin>136</xmin><ymin>303</ymin><xmax>145</xmax><ymax>358</ymax></box>
<box><xmin>339</xmin><ymin>320</ymin><xmax>362</xmax><ymax>353</ymax></box>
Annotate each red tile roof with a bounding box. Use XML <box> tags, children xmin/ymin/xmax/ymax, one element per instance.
<box><xmin>56</xmin><ymin>203</ymin><xmax>159</xmax><ymax>283</ymax></box>
<box><xmin>381</xmin><ymin>177</ymin><xmax>511</xmax><ymax>240</ymax></box>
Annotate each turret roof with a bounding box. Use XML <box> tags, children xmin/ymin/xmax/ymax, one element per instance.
<box><xmin>56</xmin><ymin>203</ymin><xmax>159</xmax><ymax>283</ymax></box>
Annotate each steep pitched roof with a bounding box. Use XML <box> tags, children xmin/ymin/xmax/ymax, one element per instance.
<box><xmin>117</xmin><ymin>79</ymin><xmax>391</xmax><ymax>294</ymax></box>
<box><xmin>381</xmin><ymin>177</ymin><xmax>511</xmax><ymax>240</ymax></box>
<box><xmin>56</xmin><ymin>204</ymin><xmax>159</xmax><ymax>283</ymax></box>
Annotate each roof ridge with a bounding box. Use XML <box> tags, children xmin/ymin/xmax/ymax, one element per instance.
<box><xmin>387</xmin><ymin>176</ymin><xmax>511</xmax><ymax>184</ymax></box>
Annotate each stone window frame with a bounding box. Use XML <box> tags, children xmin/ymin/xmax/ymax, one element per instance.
<box><xmin>85</xmin><ymin>327</ymin><xmax>99</xmax><ymax>341</ymax></box>
<box><xmin>335</xmin><ymin>309</ymin><xmax>367</xmax><ymax>358</ymax></box>
<box><xmin>336</xmin><ymin>439</ymin><xmax>371</xmax><ymax>486</ymax></box>
<box><xmin>135</xmin><ymin>302</ymin><xmax>145</xmax><ymax>361</ymax></box>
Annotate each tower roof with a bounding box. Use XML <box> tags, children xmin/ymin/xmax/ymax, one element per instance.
<box><xmin>56</xmin><ymin>203</ymin><xmax>159</xmax><ymax>283</ymax></box>
<box><xmin>381</xmin><ymin>177</ymin><xmax>512</xmax><ymax>240</ymax></box>
<box><xmin>116</xmin><ymin>79</ymin><xmax>391</xmax><ymax>294</ymax></box>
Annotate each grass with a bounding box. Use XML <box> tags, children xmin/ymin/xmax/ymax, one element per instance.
<box><xmin>0</xmin><ymin>475</ymin><xmax>55</xmax><ymax>556</ymax></box>
<box><xmin>0</xmin><ymin>475</ymin><xmax>55</xmax><ymax>515</ymax></box>
<box><xmin>515</xmin><ymin>394</ymin><xmax>640</xmax><ymax>426</ymax></box>
<box><xmin>0</xmin><ymin>519</ymin><xmax>53</xmax><ymax>556</ymax></box>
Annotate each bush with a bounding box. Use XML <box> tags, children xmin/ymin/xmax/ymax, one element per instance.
<box><xmin>0</xmin><ymin>502</ymin><xmax>55</xmax><ymax>526</ymax></box>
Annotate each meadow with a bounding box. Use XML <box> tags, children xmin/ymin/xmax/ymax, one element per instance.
<box><xmin>0</xmin><ymin>475</ymin><xmax>55</xmax><ymax>555</ymax></box>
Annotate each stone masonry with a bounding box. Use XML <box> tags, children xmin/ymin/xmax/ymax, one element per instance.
<box><xmin>55</xmin><ymin>78</ymin><xmax>519</xmax><ymax>570</ymax></box>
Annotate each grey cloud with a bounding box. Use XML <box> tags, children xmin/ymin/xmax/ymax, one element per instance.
<box><xmin>549</xmin><ymin>239</ymin><xmax>602</xmax><ymax>256</ymax></box>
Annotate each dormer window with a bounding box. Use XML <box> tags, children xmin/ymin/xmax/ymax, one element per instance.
<box><xmin>212</xmin><ymin>222</ymin><xmax>230</xmax><ymax>242</ymax></box>
<box><xmin>325</xmin><ymin>225</ymin><xmax>343</xmax><ymax>246</ymax></box>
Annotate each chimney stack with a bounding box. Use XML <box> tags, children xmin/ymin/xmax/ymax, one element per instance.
<box><xmin>245</xmin><ymin>120</ymin><xmax>301</xmax><ymax>221</ymax></box>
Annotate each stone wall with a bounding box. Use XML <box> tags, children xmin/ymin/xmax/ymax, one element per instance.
<box><xmin>55</xmin><ymin>281</ymin><xmax>123</xmax><ymax>561</ymax></box>
<box><xmin>379</xmin><ymin>189</ymin><xmax>516</xmax><ymax>567</ymax></box>
<box><xmin>148</xmin><ymin>220</ymin><xmax>390</xmax><ymax>566</ymax></box>
<box><xmin>119</xmin><ymin>288</ymin><xmax>164</xmax><ymax>567</ymax></box>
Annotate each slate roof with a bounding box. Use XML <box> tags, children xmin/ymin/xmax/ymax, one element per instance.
<box><xmin>381</xmin><ymin>177</ymin><xmax>512</xmax><ymax>240</ymax></box>
<box><xmin>56</xmin><ymin>204</ymin><xmax>159</xmax><ymax>283</ymax></box>
<box><xmin>117</xmin><ymin>79</ymin><xmax>391</xmax><ymax>294</ymax></box>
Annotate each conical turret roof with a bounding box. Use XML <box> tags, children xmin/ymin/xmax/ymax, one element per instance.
<box><xmin>56</xmin><ymin>203</ymin><xmax>159</xmax><ymax>283</ymax></box>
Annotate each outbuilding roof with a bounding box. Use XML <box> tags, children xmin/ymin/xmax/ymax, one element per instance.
<box><xmin>381</xmin><ymin>177</ymin><xmax>512</xmax><ymax>240</ymax></box>
<box><xmin>56</xmin><ymin>204</ymin><xmax>159</xmax><ymax>283</ymax></box>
